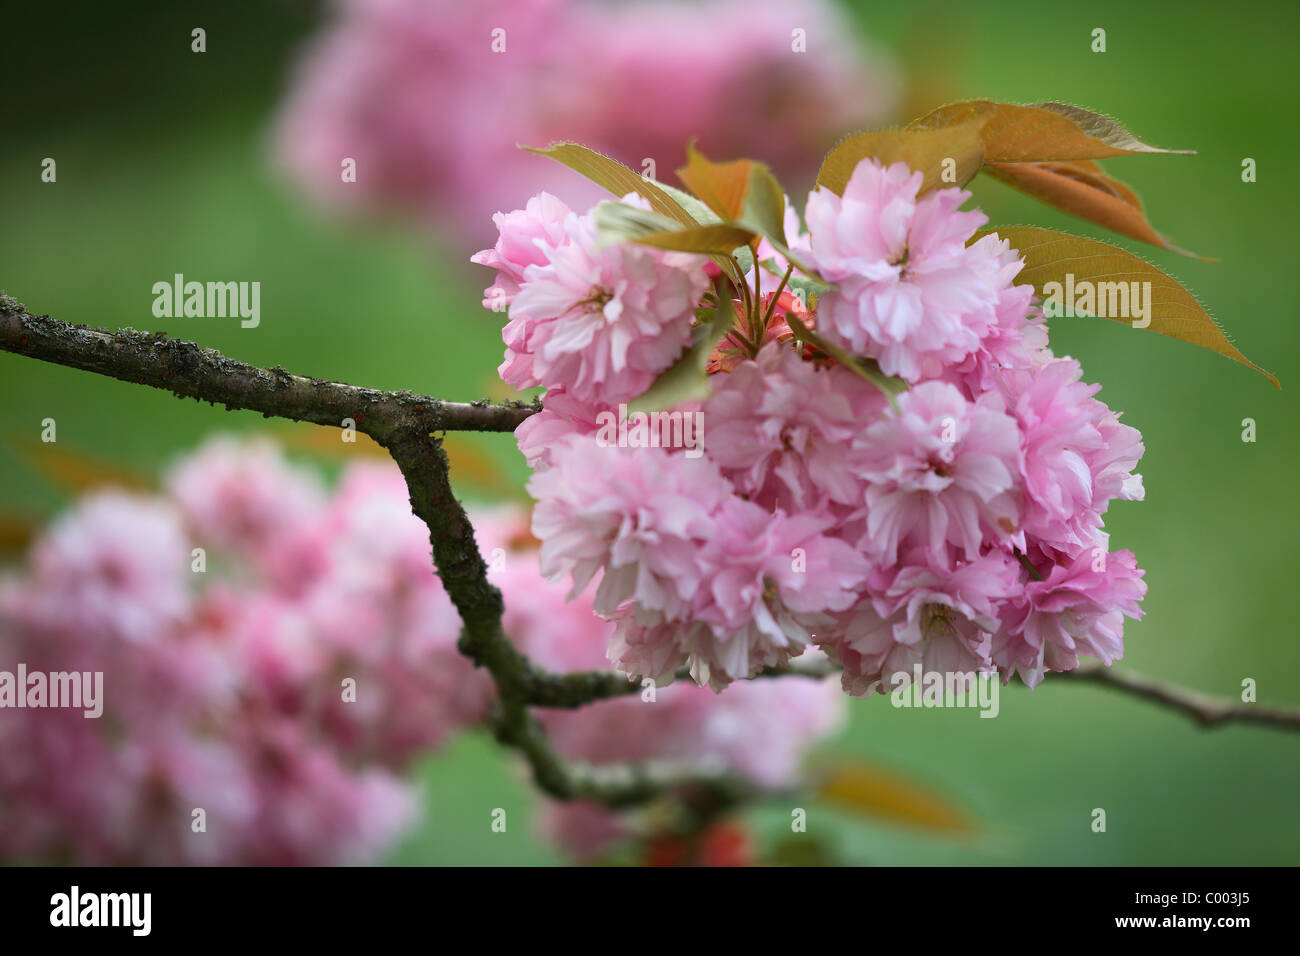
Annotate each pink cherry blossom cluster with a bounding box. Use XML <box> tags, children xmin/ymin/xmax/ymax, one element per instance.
<box><xmin>487</xmin><ymin>507</ymin><xmax>845</xmax><ymax>858</ymax></box>
<box><xmin>275</xmin><ymin>0</ymin><xmax>896</xmax><ymax>247</ymax></box>
<box><xmin>1</xmin><ymin>436</ymin><xmax>846</xmax><ymax>863</ymax></box>
<box><xmin>0</xmin><ymin>439</ymin><xmax>487</xmax><ymax>864</ymax></box>
<box><xmin>475</xmin><ymin>156</ymin><xmax>1149</xmax><ymax>697</ymax></box>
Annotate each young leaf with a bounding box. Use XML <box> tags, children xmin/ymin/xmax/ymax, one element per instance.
<box><xmin>653</xmin><ymin>180</ymin><xmax>728</xmax><ymax>226</ymax></box>
<box><xmin>523</xmin><ymin>142</ymin><xmax>699</xmax><ymax>226</ymax></box>
<box><xmin>737</xmin><ymin>164</ymin><xmax>788</xmax><ymax>246</ymax></box>
<box><xmin>816</xmin><ymin>121</ymin><xmax>985</xmax><ymax>197</ymax></box>
<box><xmin>594</xmin><ymin>201</ymin><xmax>755</xmax><ymax>255</ymax></box>
<box><xmin>736</xmin><ymin>163</ymin><xmax>824</xmax><ymax>276</ymax></box>
<box><xmin>982</xmin><ymin>160</ymin><xmax>1209</xmax><ymax>259</ymax></box>
<box><xmin>674</xmin><ymin>145</ymin><xmax>824</xmax><ymax>279</ymax></box>
<box><xmin>909</xmin><ymin>100</ymin><xmax>1194</xmax><ymax>162</ymax></box>
<box><xmin>676</xmin><ymin>144</ymin><xmax>758</xmax><ymax>221</ymax></box>
<box><xmin>628</xmin><ymin>287</ymin><xmax>735</xmax><ymax>413</ymax></box>
<box><xmin>983</xmin><ymin>225</ymin><xmax>1278</xmax><ymax>387</ymax></box>
<box><xmin>785</xmin><ymin>313</ymin><xmax>906</xmax><ymax>407</ymax></box>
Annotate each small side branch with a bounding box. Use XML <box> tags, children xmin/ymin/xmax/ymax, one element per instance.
<box><xmin>1053</xmin><ymin>665</ymin><xmax>1300</xmax><ymax>732</ymax></box>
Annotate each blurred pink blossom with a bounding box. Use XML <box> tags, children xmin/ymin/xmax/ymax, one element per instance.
<box><xmin>274</xmin><ymin>0</ymin><xmax>897</xmax><ymax>248</ymax></box>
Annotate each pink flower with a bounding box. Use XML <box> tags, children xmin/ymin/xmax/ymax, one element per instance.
<box><xmin>819</xmin><ymin>549</ymin><xmax>1019</xmax><ymax>696</ymax></box>
<box><xmin>491</xmin><ymin>505</ymin><xmax>846</xmax><ymax>857</ymax></box>
<box><xmin>233</xmin><ymin>719</ymin><xmax>418</xmax><ymax>866</ymax></box>
<box><xmin>528</xmin><ymin>436</ymin><xmax>733</xmax><ymax>619</ymax></box>
<box><xmin>807</xmin><ymin>160</ymin><xmax>1024</xmax><ymax>382</ymax></box>
<box><xmin>534</xmin><ymin>649</ymin><xmax>844</xmax><ymax>858</ymax></box>
<box><xmin>165</xmin><ymin>434</ymin><xmax>326</xmax><ymax>580</ymax></box>
<box><xmin>18</xmin><ymin>492</ymin><xmax>192</xmax><ymax>646</ymax></box>
<box><xmin>853</xmin><ymin>380</ymin><xmax>1021</xmax><ymax>566</ymax></box>
<box><xmin>995</xmin><ymin>547</ymin><xmax>1146</xmax><ymax>686</ymax></box>
<box><xmin>992</xmin><ymin>358</ymin><xmax>1144</xmax><ymax>558</ymax></box>
<box><xmin>502</xmin><ymin>202</ymin><xmax>709</xmax><ymax>403</ymax></box>
<box><xmin>471</xmin><ymin>191</ymin><xmax>574</xmax><ymax>311</ymax></box>
<box><xmin>513</xmin><ymin>387</ymin><xmax>610</xmax><ymax>471</ymax></box>
<box><xmin>942</xmin><ymin>281</ymin><xmax>1046</xmax><ymax>396</ymax></box>
<box><xmin>276</xmin><ymin>0</ymin><xmax>897</xmax><ymax>250</ymax></box>
<box><xmin>705</xmin><ymin>342</ymin><xmax>885</xmax><ymax>511</ymax></box>
<box><xmin>280</xmin><ymin>462</ymin><xmax>495</xmax><ymax>762</ymax></box>
<box><xmin>678</xmin><ymin>500</ymin><xmax>871</xmax><ymax>685</ymax></box>
<box><xmin>0</xmin><ymin>444</ymin><xmax>478</xmax><ymax>864</ymax></box>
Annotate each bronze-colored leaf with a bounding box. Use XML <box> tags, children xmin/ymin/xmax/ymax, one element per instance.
<box><xmin>817</xmin><ymin>761</ymin><xmax>974</xmax><ymax>834</ymax></box>
<box><xmin>984</xmin><ymin>226</ymin><xmax>1278</xmax><ymax>387</ymax></box>
<box><xmin>276</xmin><ymin>423</ymin><xmax>388</xmax><ymax>459</ymax></box>
<box><xmin>0</xmin><ymin>511</ymin><xmax>39</xmax><ymax>553</ymax></box>
<box><xmin>983</xmin><ymin>160</ymin><xmax>1209</xmax><ymax>259</ymax></box>
<box><xmin>670</xmin><ymin>146</ymin><xmax>821</xmax><ymax>278</ymax></box>
<box><xmin>909</xmin><ymin>100</ymin><xmax>1194</xmax><ymax>162</ymax></box>
<box><xmin>676</xmin><ymin>144</ymin><xmax>758</xmax><ymax>222</ymax></box>
<box><xmin>816</xmin><ymin>122</ymin><xmax>985</xmax><ymax>197</ymax></box>
<box><xmin>15</xmin><ymin>439</ymin><xmax>153</xmax><ymax>494</ymax></box>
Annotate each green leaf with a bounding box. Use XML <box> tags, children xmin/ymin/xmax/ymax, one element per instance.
<box><xmin>594</xmin><ymin>201</ymin><xmax>755</xmax><ymax>256</ymax></box>
<box><xmin>653</xmin><ymin>181</ymin><xmax>726</xmax><ymax>225</ymax></box>
<box><xmin>980</xmin><ymin>225</ymin><xmax>1278</xmax><ymax>388</ymax></box>
<box><xmin>736</xmin><ymin>164</ymin><xmax>788</xmax><ymax>246</ymax></box>
<box><xmin>736</xmin><ymin>164</ymin><xmax>824</xmax><ymax>277</ymax></box>
<box><xmin>672</xmin><ymin>145</ymin><xmax>823</xmax><ymax>280</ymax></box>
<box><xmin>523</xmin><ymin>142</ymin><xmax>698</xmax><ymax>226</ymax></box>
<box><xmin>784</xmin><ymin>313</ymin><xmax>907</xmax><ymax>407</ymax></box>
<box><xmin>787</xmin><ymin>274</ymin><xmax>833</xmax><ymax>308</ymax></box>
<box><xmin>628</xmin><ymin>286</ymin><xmax>735</xmax><ymax>413</ymax></box>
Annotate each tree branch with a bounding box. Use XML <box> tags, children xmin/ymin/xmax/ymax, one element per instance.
<box><xmin>0</xmin><ymin>291</ymin><xmax>754</xmax><ymax>808</ymax></box>
<box><xmin>3</xmin><ymin>290</ymin><xmax>1296</xmax><ymax>821</ymax></box>
<box><xmin>0</xmin><ymin>294</ymin><xmax>537</xmax><ymax>435</ymax></box>
<box><xmin>533</xmin><ymin>656</ymin><xmax>1300</xmax><ymax>736</ymax></box>
<box><xmin>1052</xmin><ymin>665</ymin><xmax>1300</xmax><ymax>732</ymax></box>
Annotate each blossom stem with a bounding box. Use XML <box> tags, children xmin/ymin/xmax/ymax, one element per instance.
<box><xmin>762</xmin><ymin>263</ymin><xmax>796</xmax><ymax>330</ymax></box>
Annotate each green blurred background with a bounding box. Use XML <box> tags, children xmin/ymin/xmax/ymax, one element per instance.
<box><xmin>1</xmin><ymin>0</ymin><xmax>1295</xmax><ymax>864</ymax></box>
